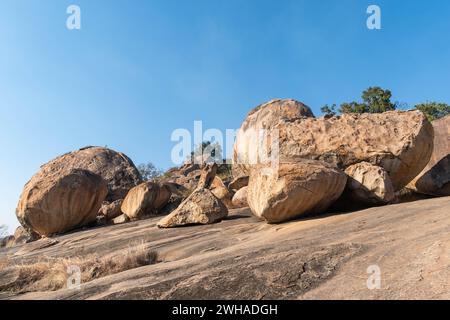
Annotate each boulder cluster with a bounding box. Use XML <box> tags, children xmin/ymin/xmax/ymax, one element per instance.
<box><xmin>7</xmin><ymin>99</ymin><xmax>448</xmax><ymax>243</ymax></box>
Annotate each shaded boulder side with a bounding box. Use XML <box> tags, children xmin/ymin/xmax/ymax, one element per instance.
<box><xmin>408</xmin><ymin>115</ymin><xmax>450</xmax><ymax>196</ymax></box>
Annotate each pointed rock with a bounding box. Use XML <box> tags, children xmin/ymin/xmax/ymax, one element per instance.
<box><xmin>157</xmin><ymin>188</ymin><xmax>228</xmax><ymax>228</ymax></box>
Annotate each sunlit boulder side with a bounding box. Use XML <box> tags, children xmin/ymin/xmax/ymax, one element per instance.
<box><xmin>344</xmin><ymin>162</ymin><xmax>395</xmax><ymax>205</ymax></box>
<box><xmin>16</xmin><ymin>169</ymin><xmax>108</xmax><ymax>236</ymax></box>
<box><xmin>234</xmin><ymin>103</ymin><xmax>433</xmax><ymax>191</ymax></box>
<box><xmin>157</xmin><ymin>188</ymin><xmax>228</xmax><ymax>228</ymax></box>
<box><xmin>407</xmin><ymin>115</ymin><xmax>450</xmax><ymax>196</ymax></box>
<box><xmin>247</xmin><ymin>161</ymin><xmax>347</xmax><ymax>223</ymax></box>
<box><xmin>232</xmin><ymin>99</ymin><xmax>315</xmax><ymax>178</ymax></box>
<box><xmin>121</xmin><ymin>182</ymin><xmax>172</xmax><ymax>220</ymax></box>
<box><xmin>231</xmin><ymin>186</ymin><xmax>249</xmax><ymax>208</ymax></box>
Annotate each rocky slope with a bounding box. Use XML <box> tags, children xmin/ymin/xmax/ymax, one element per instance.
<box><xmin>1</xmin><ymin>196</ymin><xmax>449</xmax><ymax>300</ymax></box>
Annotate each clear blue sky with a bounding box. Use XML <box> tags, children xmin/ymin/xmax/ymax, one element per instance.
<box><xmin>1</xmin><ymin>0</ymin><xmax>450</xmax><ymax>232</ymax></box>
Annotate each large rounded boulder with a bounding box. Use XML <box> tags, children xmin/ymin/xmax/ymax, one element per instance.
<box><xmin>247</xmin><ymin>161</ymin><xmax>347</xmax><ymax>223</ymax></box>
<box><xmin>121</xmin><ymin>182</ymin><xmax>171</xmax><ymax>220</ymax></box>
<box><xmin>233</xmin><ymin>99</ymin><xmax>315</xmax><ymax>177</ymax></box>
<box><xmin>16</xmin><ymin>169</ymin><xmax>108</xmax><ymax>236</ymax></box>
<box><xmin>32</xmin><ymin>146</ymin><xmax>142</xmax><ymax>202</ymax></box>
<box><xmin>234</xmin><ymin>103</ymin><xmax>433</xmax><ymax>190</ymax></box>
<box><xmin>408</xmin><ymin>115</ymin><xmax>450</xmax><ymax>196</ymax></box>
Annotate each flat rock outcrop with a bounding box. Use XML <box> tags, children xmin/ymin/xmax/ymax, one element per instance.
<box><xmin>408</xmin><ymin>115</ymin><xmax>450</xmax><ymax>196</ymax></box>
<box><xmin>16</xmin><ymin>169</ymin><xmax>108</xmax><ymax>236</ymax></box>
<box><xmin>247</xmin><ymin>161</ymin><xmax>347</xmax><ymax>223</ymax></box>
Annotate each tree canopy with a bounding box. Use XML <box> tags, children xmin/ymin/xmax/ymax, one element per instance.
<box><xmin>137</xmin><ymin>162</ymin><xmax>163</xmax><ymax>181</ymax></box>
<box><xmin>321</xmin><ymin>87</ymin><xmax>449</xmax><ymax>122</ymax></box>
<box><xmin>321</xmin><ymin>87</ymin><xmax>396</xmax><ymax>116</ymax></box>
<box><xmin>414</xmin><ymin>102</ymin><xmax>450</xmax><ymax>121</ymax></box>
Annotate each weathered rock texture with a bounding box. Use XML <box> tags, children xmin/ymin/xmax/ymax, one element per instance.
<box><xmin>16</xmin><ymin>169</ymin><xmax>108</xmax><ymax>236</ymax></box>
<box><xmin>234</xmin><ymin>106</ymin><xmax>433</xmax><ymax>190</ymax></box>
<box><xmin>26</xmin><ymin>146</ymin><xmax>142</xmax><ymax>202</ymax></box>
<box><xmin>13</xmin><ymin>227</ymin><xmax>40</xmax><ymax>246</ymax></box>
<box><xmin>157</xmin><ymin>188</ymin><xmax>228</xmax><ymax>228</ymax></box>
<box><xmin>210</xmin><ymin>177</ymin><xmax>233</xmax><ymax>208</ymax></box>
<box><xmin>111</xmin><ymin>214</ymin><xmax>130</xmax><ymax>225</ymax></box>
<box><xmin>229</xmin><ymin>176</ymin><xmax>249</xmax><ymax>191</ymax></box>
<box><xmin>247</xmin><ymin>161</ymin><xmax>347</xmax><ymax>223</ymax></box>
<box><xmin>98</xmin><ymin>200</ymin><xmax>123</xmax><ymax>221</ymax></box>
<box><xmin>233</xmin><ymin>99</ymin><xmax>315</xmax><ymax>178</ymax></box>
<box><xmin>232</xmin><ymin>186</ymin><xmax>248</xmax><ymax>208</ymax></box>
<box><xmin>121</xmin><ymin>182</ymin><xmax>171</xmax><ymax>220</ymax></box>
<box><xmin>344</xmin><ymin>162</ymin><xmax>395</xmax><ymax>205</ymax></box>
<box><xmin>2</xmin><ymin>197</ymin><xmax>448</xmax><ymax>300</ymax></box>
<box><xmin>408</xmin><ymin>115</ymin><xmax>450</xmax><ymax>196</ymax></box>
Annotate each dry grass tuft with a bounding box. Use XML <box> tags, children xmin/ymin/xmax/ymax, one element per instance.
<box><xmin>0</xmin><ymin>242</ymin><xmax>158</xmax><ymax>294</ymax></box>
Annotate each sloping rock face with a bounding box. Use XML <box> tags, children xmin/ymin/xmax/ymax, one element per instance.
<box><xmin>233</xmin><ymin>99</ymin><xmax>315</xmax><ymax>177</ymax></box>
<box><xmin>121</xmin><ymin>182</ymin><xmax>171</xmax><ymax>220</ymax></box>
<box><xmin>157</xmin><ymin>188</ymin><xmax>228</xmax><ymax>228</ymax></box>
<box><xmin>247</xmin><ymin>161</ymin><xmax>347</xmax><ymax>223</ymax></box>
<box><xmin>408</xmin><ymin>115</ymin><xmax>450</xmax><ymax>196</ymax></box>
<box><xmin>234</xmin><ymin>106</ymin><xmax>433</xmax><ymax>190</ymax></box>
<box><xmin>4</xmin><ymin>197</ymin><xmax>448</xmax><ymax>300</ymax></box>
<box><xmin>16</xmin><ymin>169</ymin><xmax>108</xmax><ymax>236</ymax></box>
<box><xmin>29</xmin><ymin>147</ymin><xmax>142</xmax><ymax>202</ymax></box>
<box><xmin>344</xmin><ymin>162</ymin><xmax>395</xmax><ymax>205</ymax></box>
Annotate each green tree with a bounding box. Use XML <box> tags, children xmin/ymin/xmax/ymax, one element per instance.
<box><xmin>320</xmin><ymin>104</ymin><xmax>337</xmax><ymax>117</ymax></box>
<box><xmin>361</xmin><ymin>87</ymin><xmax>396</xmax><ymax>113</ymax></box>
<box><xmin>137</xmin><ymin>162</ymin><xmax>163</xmax><ymax>181</ymax></box>
<box><xmin>414</xmin><ymin>102</ymin><xmax>450</xmax><ymax>121</ymax></box>
<box><xmin>321</xmin><ymin>87</ymin><xmax>397</xmax><ymax>116</ymax></box>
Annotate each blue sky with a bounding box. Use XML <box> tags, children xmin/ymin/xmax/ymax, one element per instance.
<box><xmin>1</xmin><ymin>0</ymin><xmax>450</xmax><ymax>232</ymax></box>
